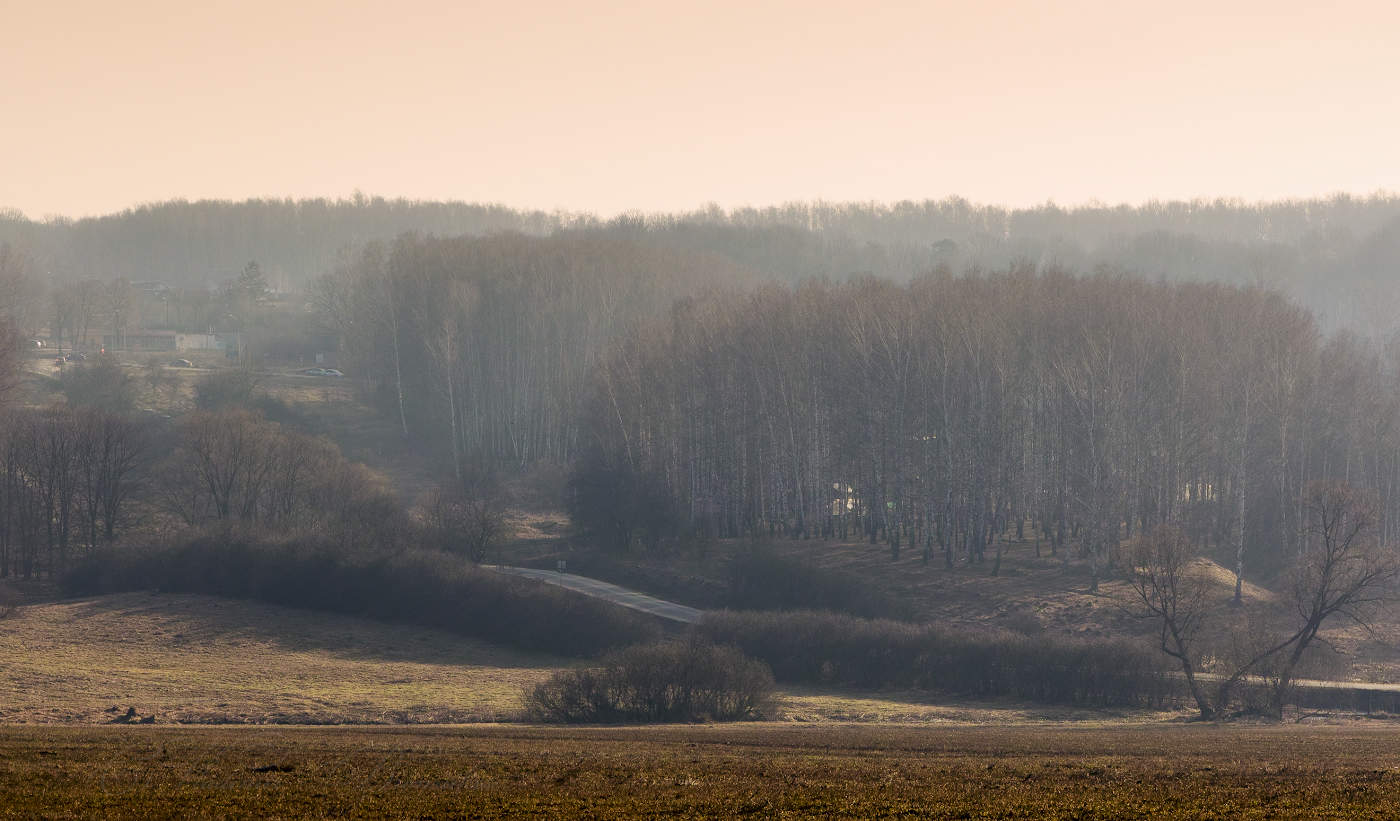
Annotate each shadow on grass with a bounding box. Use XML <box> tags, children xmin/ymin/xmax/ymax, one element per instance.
<box><xmin>57</xmin><ymin>591</ymin><xmax>568</xmax><ymax>670</ymax></box>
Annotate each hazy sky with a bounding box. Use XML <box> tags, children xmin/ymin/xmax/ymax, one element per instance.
<box><xmin>4</xmin><ymin>0</ymin><xmax>1399</xmax><ymax>219</ymax></box>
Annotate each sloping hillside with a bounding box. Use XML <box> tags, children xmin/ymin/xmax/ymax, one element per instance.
<box><xmin>0</xmin><ymin>593</ymin><xmax>562</xmax><ymax>724</ymax></box>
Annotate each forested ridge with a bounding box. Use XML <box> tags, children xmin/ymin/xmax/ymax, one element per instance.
<box><xmin>6</xmin><ymin>194</ymin><xmax>1400</xmax><ymax>329</ymax></box>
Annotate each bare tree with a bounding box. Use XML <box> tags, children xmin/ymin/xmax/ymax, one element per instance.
<box><xmin>170</xmin><ymin>410</ymin><xmax>274</xmax><ymax>521</ymax></box>
<box><xmin>74</xmin><ymin>410</ymin><xmax>150</xmax><ymax>545</ymax></box>
<box><xmin>1127</xmin><ymin>524</ymin><xmax>1214</xmax><ymax>719</ymax></box>
<box><xmin>421</xmin><ymin>281</ymin><xmax>476</xmax><ymax>486</ymax></box>
<box><xmin>1268</xmin><ymin>481</ymin><xmax>1397</xmax><ymax>714</ymax></box>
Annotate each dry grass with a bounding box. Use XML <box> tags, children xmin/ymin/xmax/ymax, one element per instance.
<box><xmin>2</xmin><ymin>592</ymin><xmax>1194</xmax><ymax>727</ymax></box>
<box><xmin>0</xmin><ymin>593</ymin><xmax>562</xmax><ymax>724</ymax></box>
<box><xmin>6</xmin><ymin>724</ymin><xmax>1400</xmax><ymax>818</ymax></box>
<box><xmin>775</xmin><ymin>687</ymin><xmax>1181</xmax><ymax>725</ymax></box>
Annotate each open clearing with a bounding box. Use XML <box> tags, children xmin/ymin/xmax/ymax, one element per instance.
<box><xmin>6</xmin><ymin>724</ymin><xmax>1400</xmax><ymax>818</ymax></box>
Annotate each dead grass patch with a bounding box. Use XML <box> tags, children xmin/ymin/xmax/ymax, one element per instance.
<box><xmin>0</xmin><ymin>593</ymin><xmax>563</xmax><ymax>724</ymax></box>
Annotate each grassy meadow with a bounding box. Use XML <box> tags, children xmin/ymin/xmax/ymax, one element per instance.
<box><xmin>0</xmin><ymin>593</ymin><xmax>559</xmax><ymax>725</ymax></box>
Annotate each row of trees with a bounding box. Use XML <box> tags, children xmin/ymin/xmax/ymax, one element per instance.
<box><xmin>575</xmin><ymin>271</ymin><xmax>1400</xmax><ymax>594</ymax></box>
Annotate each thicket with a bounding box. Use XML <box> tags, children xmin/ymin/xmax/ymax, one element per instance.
<box><xmin>61</xmin><ymin>535</ymin><xmax>661</xmax><ymax>657</ymax></box>
<box><xmin>727</xmin><ymin>551</ymin><xmax>910</xmax><ymax>620</ymax></box>
<box><xmin>525</xmin><ymin>639</ymin><xmax>775</xmax><ymax>723</ymax></box>
<box><xmin>698</xmin><ymin>610</ymin><xmax>1173</xmax><ymax>707</ymax></box>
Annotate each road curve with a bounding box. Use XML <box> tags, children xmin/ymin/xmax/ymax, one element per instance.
<box><xmin>494</xmin><ymin>566</ymin><xmax>703</xmax><ymax>624</ymax></box>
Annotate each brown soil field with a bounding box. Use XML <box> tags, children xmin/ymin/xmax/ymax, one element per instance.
<box><xmin>5</xmin><ymin>723</ymin><xmax>1400</xmax><ymax>818</ymax></box>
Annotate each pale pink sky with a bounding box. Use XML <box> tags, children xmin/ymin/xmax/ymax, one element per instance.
<box><xmin>4</xmin><ymin>0</ymin><xmax>1399</xmax><ymax>219</ymax></box>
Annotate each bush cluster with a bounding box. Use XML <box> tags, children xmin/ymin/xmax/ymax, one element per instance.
<box><xmin>726</xmin><ymin>551</ymin><xmax>911</xmax><ymax>620</ymax></box>
<box><xmin>61</xmin><ymin>535</ymin><xmax>661</xmax><ymax>657</ymax></box>
<box><xmin>698</xmin><ymin>610</ymin><xmax>1172</xmax><ymax>707</ymax></box>
<box><xmin>526</xmin><ymin>639</ymin><xmax>775</xmax><ymax>723</ymax></box>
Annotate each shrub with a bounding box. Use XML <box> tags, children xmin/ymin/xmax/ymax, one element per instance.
<box><xmin>418</xmin><ymin>488</ymin><xmax>506</xmax><ymax>563</ymax></box>
<box><xmin>526</xmin><ymin>639</ymin><xmax>775</xmax><ymax>723</ymax></box>
<box><xmin>727</xmin><ymin>550</ymin><xmax>910</xmax><ymax>620</ymax></box>
<box><xmin>698</xmin><ymin>610</ymin><xmax>1173</xmax><ymax>708</ymax></box>
<box><xmin>60</xmin><ymin>354</ymin><xmax>136</xmax><ymax>413</ymax></box>
<box><xmin>61</xmin><ymin>535</ymin><xmax>662</xmax><ymax>657</ymax></box>
<box><xmin>194</xmin><ymin>369</ymin><xmax>261</xmax><ymax>410</ymax></box>
<box><xmin>567</xmin><ymin>447</ymin><xmax>679</xmax><ymax>552</ymax></box>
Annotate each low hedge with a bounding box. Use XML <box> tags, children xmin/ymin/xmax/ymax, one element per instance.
<box><xmin>726</xmin><ymin>551</ymin><xmax>911</xmax><ymax>620</ymax></box>
<box><xmin>62</xmin><ymin>534</ymin><xmax>661</xmax><ymax>657</ymax></box>
<box><xmin>698</xmin><ymin>610</ymin><xmax>1174</xmax><ymax>707</ymax></box>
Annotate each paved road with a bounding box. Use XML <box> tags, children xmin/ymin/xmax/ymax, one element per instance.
<box><xmin>494</xmin><ymin>566</ymin><xmax>703</xmax><ymax>624</ymax></box>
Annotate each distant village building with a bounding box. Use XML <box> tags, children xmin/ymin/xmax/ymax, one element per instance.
<box><xmin>92</xmin><ymin>329</ymin><xmax>177</xmax><ymax>352</ymax></box>
<box><xmin>176</xmin><ymin>332</ymin><xmax>242</xmax><ymax>355</ymax></box>
<box><xmin>176</xmin><ymin>332</ymin><xmax>220</xmax><ymax>351</ymax></box>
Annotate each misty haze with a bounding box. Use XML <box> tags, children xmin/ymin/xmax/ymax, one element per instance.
<box><xmin>5</xmin><ymin>1</ymin><xmax>1400</xmax><ymax>818</ymax></box>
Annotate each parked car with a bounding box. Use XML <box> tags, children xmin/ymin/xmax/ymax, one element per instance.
<box><xmin>169</xmin><ymin>359</ymin><xmax>193</xmax><ymax>367</ymax></box>
<box><xmin>65</xmin><ymin>353</ymin><xmax>87</xmax><ymax>362</ymax></box>
<box><xmin>27</xmin><ymin>339</ymin><xmax>43</xmax><ymax>349</ymax></box>
<box><xmin>320</xmin><ymin>368</ymin><xmax>344</xmax><ymax>377</ymax></box>
<box><xmin>300</xmin><ymin>367</ymin><xmax>327</xmax><ymax>376</ymax></box>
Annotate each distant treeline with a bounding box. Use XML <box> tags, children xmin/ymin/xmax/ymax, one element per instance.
<box><xmin>5</xmin><ymin>194</ymin><xmax>1400</xmax><ymax>327</ymax></box>
<box><xmin>573</xmin><ymin>272</ymin><xmax>1400</xmax><ymax>593</ymax></box>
